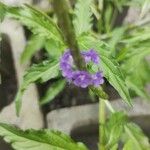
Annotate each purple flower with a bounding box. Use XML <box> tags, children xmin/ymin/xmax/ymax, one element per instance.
<box><xmin>81</xmin><ymin>49</ymin><xmax>100</xmax><ymax>64</ymax></box>
<box><xmin>73</xmin><ymin>71</ymin><xmax>92</xmax><ymax>88</ymax></box>
<box><xmin>91</xmin><ymin>72</ymin><xmax>104</xmax><ymax>87</ymax></box>
<box><xmin>60</xmin><ymin>49</ymin><xmax>104</xmax><ymax>88</ymax></box>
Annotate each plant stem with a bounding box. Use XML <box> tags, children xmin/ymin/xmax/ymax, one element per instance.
<box><xmin>99</xmin><ymin>98</ymin><xmax>106</xmax><ymax>150</ymax></box>
<box><xmin>53</xmin><ymin>0</ymin><xmax>109</xmax><ymax>99</ymax></box>
<box><xmin>53</xmin><ymin>2</ymin><xmax>109</xmax><ymax>150</ymax></box>
<box><xmin>52</xmin><ymin>0</ymin><xmax>86</xmax><ymax>70</ymax></box>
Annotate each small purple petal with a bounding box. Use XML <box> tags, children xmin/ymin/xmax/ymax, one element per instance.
<box><xmin>73</xmin><ymin>71</ymin><xmax>92</xmax><ymax>88</ymax></box>
<box><xmin>60</xmin><ymin>62</ymin><xmax>71</xmax><ymax>70</ymax></box>
<box><xmin>59</xmin><ymin>50</ymin><xmax>104</xmax><ymax>88</ymax></box>
<box><xmin>92</xmin><ymin>72</ymin><xmax>104</xmax><ymax>87</ymax></box>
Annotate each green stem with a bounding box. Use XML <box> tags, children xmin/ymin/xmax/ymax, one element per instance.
<box><xmin>99</xmin><ymin>98</ymin><xmax>106</xmax><ymax>150</ymax></box>
<box><xmin>52</xmin><ymin>0</ymin><xmax>86</xmax><ymax>70</ymax></box>
<box><xmin>53</xmin><ymin>2</ymin><xmax>109</xmax><ymax>150</ymax></box>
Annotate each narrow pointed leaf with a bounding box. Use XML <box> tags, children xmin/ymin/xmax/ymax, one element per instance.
<box><xmin>0</xmin><ymin>123</ymin><xmax>88</xmax><ymax>150</ymax></box>
<box><xmin>15</xmin><ymin>60</ymin><xmax>59</xmax><ymax>116</ymax></box>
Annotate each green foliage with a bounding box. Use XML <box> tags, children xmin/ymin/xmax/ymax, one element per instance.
<box><xmin>21</xmin><ymin>35</ymin><xmax>45</xmax><ymax>64</ymax></box>
<box><xmin>15</xmin><ymin>60</ymin><xmax>59</xmax><ymax>115</ymax></box>
<box><xmin>40</xmin><ymin>79</ymin><xmax>66</xmax><ymax>105</ymax></box>
<box><xmin>78</xmin><ymin>35</ymin><xmax>132</xmax><ymax>105</ymax></box>
<box><xmin>140</xmin><ymin>0</ymin><xmax>150</xmax><ymax>18</ymax></box>
<box><xmin>0</xmin><ymin>3</ymin><xmax>62</xmax><ymax>42</ymax></box>
<box><xmin>0</xmin><ymin>2</ymin><xmax>64</xmax><ymax>63</ymax></box>
<box><xmin>0</xmin><ymin>123</ymin><xmax>88</xmax><ymax>150</ymax></box>
<box><xmin>124</xmin><ymin>123</ymin><xmax>150</xmax><ymax>150</ymax></box>
<box><xmin>45</xmin><ymin>38</ymin><xmax>64</xmax><ymax>58</ymax></box>
<box><xmin>119</xmin><ymin>26</ymin><xmax>150</xmax><ymax>100</ymax></box>
<box><xmin>73</xmin><ymin>0</ymin><xmax>93</xmax><ymax>36</ymax></box>
<box><xmin>108</xmin><ymin>27</ymin><xmax>126</xmax><ymax>55</ymax></box>
<box><xmin>0</xmin><ymin>2</ymin><xmax>6</xmax><ymax>22</ymax></box>
<box><xmin>0</xmin><ymin>1</ymin><xmax>150</xmax><ymax>150</ymax></box>
<box><xmin>104</xmin><ymin>112</ymin><xmax>127</xmax><ymax>149</ymax></box>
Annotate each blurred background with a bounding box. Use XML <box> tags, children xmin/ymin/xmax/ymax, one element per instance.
<box><xmin>0</xmin><ymin>0</ymin><xmax>150</xmax><ymax>149</ymax></box>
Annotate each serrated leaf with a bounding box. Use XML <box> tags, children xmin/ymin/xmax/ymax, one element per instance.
<box><xmin>110</xmin><ymin>144</ymin><xmax>118</xmax><ymax>150</ymax></box>
<box><xmin>90</xmin><ymin>2</ymin><xmax>100</xmax><ymax>20</ymax></box>
<box><xmin>40</xmin><ymin>79</ymin><xmax>66</xmax><ymax>105</ymax></box>
<box><xmin>104</xmin><ymin>3</ymin><xmax>113</xmax><ymax>33</ymax></box>
<box><xmin>78</xmin><ymin>36</ymin><xmax>132</xmax><ymax>106</ymax></box>
<box><xmin>0</xmin><ymin>3</ymin><xmax>62</xmax><ymax>42</ymax></box>
<box><xmin>73</xmin><ymin>0</ymin><xmax>93</xmax><ymax>36</ymax></box>
<box><xmin>108</xmin><ymin>27</ymin><xmax>126</xmax><ymax>55</ymax></box>
<box><xmin>105</xmin><ymin>112</ymin><xmax>127</xmax><ymax>149</ymax></box>
<box><xmin>45</xmin><ymin>38</ymin><xmax>64</xmax><ymax>58</ymax></box>
<box><xmin>21</xmin><ymin>35</ymin><xmax>45</xmax><ymax>64</ymax></box>
<box><xmin>0</xmin><ymin>123</ymin><xmax>88</xmax><ymax>150</ymax></box>
<box><xmin>126</xmin><ymin>77</ymin><xmax>150</xmax><ymax>100</ymax></box>
<box><xmin>140</xmin><ymin>0</ymin><xmax>150</xmax><ymax>18</ymax></box>
<box><xmin>121</xmin><ymin>28</ymin><xmax>150</xmax><ymax>44</ymax></box>
<box><xmin>122</xmin><ymin>47</ymin><xmax>150</xmax><ymax>100</ymax></box>
<box><xmin>0</xmin><ymin>2</ymin><xmax>6</xmax><ymax>22</ymax></box>
<box><xmin>15</xmin><ymin>60</ymin><xmax>59</xmax><ymax>116</ymax></box>
<box><xmin>123</xmin><ymin>140</ymin><xmax>135</xmax><ymax>150</ymax></box>
<box><xmin>124</xmin><ymin>123</ymin><xmax>150</xmax><ymax>150</ymax></box>
<box><xmin>100</xmin><ymin>57</ymin><xmax>131</xmax><ymax>105</ymax></box>
<box><xmin>122</xmin><ymin>47</ymin><xmax>150</xmax><ymax>73</ymax></box>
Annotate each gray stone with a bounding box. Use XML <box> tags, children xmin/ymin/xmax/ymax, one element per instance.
<box><xmin>0</xmin><ymin>0</ymin><xmax>51</xmax><ymax>11</ymax></box>
<box><xmin>124</xmin><ymin>7</ymin><xmax>141</xmax><ymax>24</ymax></box>
<box><xmin>0</xmin><ymin>19</ymin><xmax>44</xmax><ymax>129</ymax></box>
<box><xmin>0</xmin><ymin>0</ymin><xmax>32</xmax><ymax>5</ymax></box>
<box><xmin>47</xmin><ymin>103</ymin><xmax>99</xmax><ymax>134</ymax></box>
<box><xmin>47</xmin><ymin>98</ymin><xmax>150</xmax><ymax>134</ymax></box>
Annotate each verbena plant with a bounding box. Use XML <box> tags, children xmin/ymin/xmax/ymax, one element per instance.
<box><xmin>0</xmin><ymin>0</ymin><xmax>150</xmax><ymax>150</ymax></box>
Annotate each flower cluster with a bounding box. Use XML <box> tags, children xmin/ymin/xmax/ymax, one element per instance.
<box><xmin>60</xmin><ymin>49</ymin><xmax>104</xmax><ymax>88</ymax></box>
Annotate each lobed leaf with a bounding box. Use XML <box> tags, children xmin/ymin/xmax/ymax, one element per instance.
<box><xmin>0</xmin><ymin>3</ymin><xmax>62</xmax><ymax>42</ymax></box>
<box><xmin>0</xmin><ymin>123</ymin><xmax>88</xmax><ymax>150</ymax></box>
<box><xmin>21</xmin><ymin>35</ymin><xmax>45</xmax><ymax>64</ymax></box>
<box><xmin>40</xmin><ymin>79</ymin><xmax>66</xmax><ymax>105</ymax></box>
<box><xmin>105</xmin><ymin>112</ymin><xmax>127</xmax><ymax>149</ymax></box>
<box><xmin>15</xmin><ymin>60</ymin><xmax>59</xmax><ymax>116</ymax></box>
<box><xmin>73</xmin><ymin>0</ymin><xmax>93</xmax><ymax>36</ymax></box>
<box><xmin>0</xmin><ymin>2</ymin><xmax>6</xmax><ymax>22</ymax></box>
<box><xmin>45</xmin><ymin>38</ymin><xmax>64</xmax><ymax>58</ymax></box>
<box><xmin>124</xmin><ymin>123</ymin><xmax>150</xmax><ymax>150</ymax></box>
<box><xmin>78</xmin><ymin>35</ymin><xmax>132</xmax><ymax>105</ymax></box>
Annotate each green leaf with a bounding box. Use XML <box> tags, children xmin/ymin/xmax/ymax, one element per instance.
<box><xmin>73</xmin><ymin>0</ymin><xmax>93</xmax><ymax>36</ymax></box>
<box><xmin>90</xmin><ymin>2</ymin><xmax>100</xmax><ymax>20</ymax></box>
<box><xmin>45</xmin><ymin>38</ymin><xmax>64</xmax><ymax>58</ymax></box>
<box><xmin>122</xmin><ymin>47</ymin><xmax>150</xmax><ymax>73</ymax></box>
<box><xmin>40</xmin><ymin>79</ymin><xmax>66</xmax><ymax>105</ymax></box>
<box><xmin>78</xmin><ymin>36</ymin><xmax>132</xmax><ymax>106</ymax></box>
<box><xmin>100</xmin><ymin>57</ymin><xmax>131</xmax><ymax>105</ymax></box>
<box><xmin>126</xmin><ymin>77</ymin><xmax>150</xmax><ymax>100</ymax></box>
<box><xmin>124</xmin><ymin>123</ymin><xmax>150</xmax><ymax>150</ymax></box>
<box><xmin>123</xmin><ymin>140</ymin><xmax>136</xmax><ymax>150</ymax></box>
<box><xmin>140</xmin><ymin>0</ymin><xmax>150</xmax><ymax>18</ymax></box>
<box><xmin>15</xmin><ymin>60</ymin><xmax>59</xmax><ymax>116</ymax></box>
<box><xmin>0</xmin><ymin>123</ymin><xmax>88</xmax><ymax>150</ymax></box>
<box><xmin>1</xmin><ymin>3</ymin><xmax>62</xmax><ymax>42</ymax></box>
<box><xmin>122</xmin><ymin>46</ymin><xmax>150</xmax><ymax>100</ymax></box>
<box><xmin>21</xmin><ymin>35</ymin><xmax>45</xmax><ymax>64</ymax></box>
<box><xmin>104</xmin><ymin>3</ymin><xmax>113</xmax><ymax>33</ymax></box>
<box><xmin>105</xmin><ymin>112</ymin><xmax>127</xmax><ymax>149</ymax></box>
<box><xmin>108</xmin><ymin>27</ymin><xmax>126</xmax><ymax>55</ymax></box>
<box><xmin>110</xmin><ymin>144</ymin><xmax>118</xmax><ymax>150</ymax></box>
<box><xmin>121</xmin><ymin>28</ymin><xmax>150</xmax><ymax>44</ymax></box>
<box><xmin>0</xmin><ymin>2</ymin><xmax>6</xmax><ymax>22</ymax></box>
